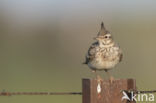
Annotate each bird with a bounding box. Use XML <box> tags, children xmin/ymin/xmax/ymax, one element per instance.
<box><xmin>83</xmin><ymin>22</ymin><xmax>123</xmax><ymax>83</ymax></box>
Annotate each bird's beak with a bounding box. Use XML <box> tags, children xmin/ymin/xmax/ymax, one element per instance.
<box><xmin>93</xmin><ymin>37</ymin><xmax>100</xmax><ymax>40</ymax></box>
<box><xmin>93</xmin><ymin>37</ymin><xmax>96</xmax><ymax>40</ymax></box>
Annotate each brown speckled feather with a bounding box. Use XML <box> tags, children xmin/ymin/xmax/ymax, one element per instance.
<box><xmin>83</xmin><ymin>42</ymin><xmax>98</xmax><ymax>64</ymax></box>
<box><xmin>83</xmin><ymin>22</ymin><xmax>123</xmax><ymax>71</ymax></box>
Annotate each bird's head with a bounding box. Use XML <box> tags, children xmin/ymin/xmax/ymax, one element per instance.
<box><xmin>94</xmin><ymin>33</ymin><xmax>113</xmax><ymax>45</ymax></box>
<box><xmin>94</xmin><ymin>22</ymin><xmax>113</xmax><ymax>45</ymax></box>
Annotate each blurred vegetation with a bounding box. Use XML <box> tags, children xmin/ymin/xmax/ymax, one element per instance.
<box><xmin>0</xmin><ymin>0</ymin><xmax>156</xmax><ymax>103</ymax></box>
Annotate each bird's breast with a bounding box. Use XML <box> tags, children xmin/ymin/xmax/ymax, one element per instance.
<box><xmin>88</xmin><ymin>47</ymin><xmax>120</xmax><ymax>70</ymax></box>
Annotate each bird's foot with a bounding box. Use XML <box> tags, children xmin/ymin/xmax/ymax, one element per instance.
<box><xmin>109</xmin><ymin>76</ymin><xmax>115</xmax><ymax>84</ymax></box>
<box><xmin>92</xmin><ymin>70</ymin><xmax>96</xmax><ymax>73</ymax></box>
<box><xmin>97</xmin><ymin>75</ymin><xmax>102</xmax><ymax>83</ymax></box>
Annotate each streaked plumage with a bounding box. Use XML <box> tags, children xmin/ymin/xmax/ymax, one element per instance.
<box><xmin>84</xmin><ymin>22</ymin><xmax>123</xmax><ymax>72</ymax></box>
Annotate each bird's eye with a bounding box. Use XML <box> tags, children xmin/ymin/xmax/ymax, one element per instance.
<box><xmin>105</xmin><ymin>36</ymin><xmax>108</xmax><ymax>38</ymax></box>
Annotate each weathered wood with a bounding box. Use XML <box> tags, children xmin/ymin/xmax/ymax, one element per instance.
<box><xmin>82</xmin><ymin>79</ymin><xmax>136</xmax><ymax>103</ymax></box>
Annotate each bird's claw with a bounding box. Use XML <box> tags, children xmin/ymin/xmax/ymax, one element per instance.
<box><xmin>97</xmin><ymin>75</ymin><xmax>102</xmax><ymax>82</ymax></box>
<box><xmin>109</xmin><ymin>76</ymin><xmax>114</xmax><ymax>84</ymax></box>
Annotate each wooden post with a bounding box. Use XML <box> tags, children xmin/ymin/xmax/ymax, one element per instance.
<box><xmin>82</xmin><ymin>79</ymin><xmax>136</xmax><ymax>103</ymax></box>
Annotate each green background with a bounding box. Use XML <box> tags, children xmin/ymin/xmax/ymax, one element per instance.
<box><xmin>0</xmin><ymin>0</ymin><xmax>156</xmax><ymax>103</ymax></box>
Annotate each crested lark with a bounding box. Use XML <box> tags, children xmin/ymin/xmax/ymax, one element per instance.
<box><xmin>83</xmin><ymin>22</ymin><xmax>123</xmax><ymax>83</ymax></box>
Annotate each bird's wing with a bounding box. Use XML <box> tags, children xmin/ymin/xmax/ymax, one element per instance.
<box><xmin>119</xmin><ymin>51</ymin><xmax>123</xmax><ymax>62</ymax></box>
<box><xmin>117</xmin><ymin>45</ymin><xmax>123</xmax><ymax>62</ymax></box>
<box><xmin>114</xmin><ymin>43</ymin><xmax>123</xmax><ymax>62</ymax></box>
<box><xmin>83</xmin><ymin>42</ymin><xmax>98</xmax><ymax>64</ymax></box>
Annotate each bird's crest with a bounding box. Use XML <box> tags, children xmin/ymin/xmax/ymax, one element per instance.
<box><xmin>101</xmin><ymin>22</ymin><xmax>104</xmax><ymax>29</ymax></box>
<box><xmin>97</xmin><ymin>22</ymin><xmax>110</xmax><ymax>36</ymax></box>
